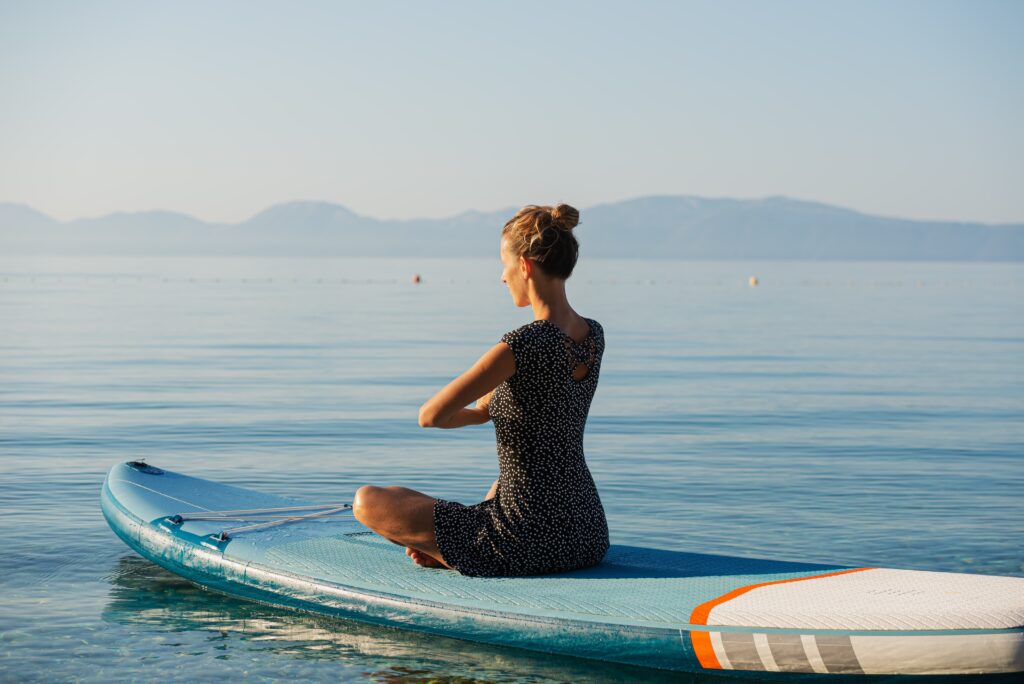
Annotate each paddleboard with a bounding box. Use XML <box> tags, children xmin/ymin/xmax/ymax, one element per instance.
<box><xmin>101</xmin><ymin>461</ymin><xmax>1024</xmax><ymax>675</ymax></box>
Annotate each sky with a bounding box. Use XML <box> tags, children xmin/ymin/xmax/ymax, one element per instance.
<box><xmin>1</xmin><ymin>0</ymin><xmax>1022</xmax><ymax>225</ymax></box>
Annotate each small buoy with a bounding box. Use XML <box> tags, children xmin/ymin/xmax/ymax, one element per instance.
<box><xmin>749</xmin><ymin>276</ymin><xmax>759</xmax><ymax>287</ymax></box>
<box><xmin>412</xmin><ymin>274</ymin><xmax>421</xmax><ymax>284</ymax></box>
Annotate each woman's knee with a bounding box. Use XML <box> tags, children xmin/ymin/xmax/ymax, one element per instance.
<box><xmin>352</xmin><ymin>484</ymin><xmax>383</xmax><ymax>524</ymax></box>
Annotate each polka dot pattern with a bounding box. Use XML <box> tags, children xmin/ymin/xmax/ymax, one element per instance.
<box><xmin>434</xmin><ymin>318</ymin><xmax>609</xmax><ymax>577</ymax></box>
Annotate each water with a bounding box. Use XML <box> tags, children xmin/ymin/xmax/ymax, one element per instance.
<box><xmin>1</xmin><ymin>256</ymin><xmax>1022</xmax><ymax>682</ymax></box>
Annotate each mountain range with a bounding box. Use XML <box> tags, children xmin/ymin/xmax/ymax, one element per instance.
<box><xmin>2</xmin><ymin>196</ymin><xmax>1022</xmax><ymax>260</ymax></box>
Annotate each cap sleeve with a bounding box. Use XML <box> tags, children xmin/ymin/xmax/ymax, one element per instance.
<box><xmin>500</xmin><ymin>326</ymin><xmax>530</xmax><ymax>376</ymax></box>
<box><xmin>590</xmin><ymin>319</ymin><xmax>605</xmax><ymax>353</ymax></box>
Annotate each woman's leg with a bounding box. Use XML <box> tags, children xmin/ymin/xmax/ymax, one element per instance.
<box><xmin>351</xmin><ymin>485</ymin><xmax>452</xmax><ymax>569</ymax></box>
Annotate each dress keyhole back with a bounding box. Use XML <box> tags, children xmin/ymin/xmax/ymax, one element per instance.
<box><xmin>572</xmin><ymin>361</ymin><xmax>590</xmax><ymax>381</ymax></box>
<box><xmin>564</xmin><ymin>333</ymin><xmax>594</xmax><ymax>383</ymax></box>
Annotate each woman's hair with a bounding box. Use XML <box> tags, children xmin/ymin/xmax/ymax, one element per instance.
<box><xmin>501</xmin><ymin>204</ymin><xmax>580</xmax><ymax>279</ymax></box>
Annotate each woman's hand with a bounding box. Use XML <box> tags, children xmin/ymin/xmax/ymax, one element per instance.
<box><xmin>475</xmin><ymin>389</ymin><xmax>495</xmax><ymax>413</ymax></box>
<box><xmin>484</xmin><ymin>477</ymin><xmax>499</xmax><ymax>501</ymax></box>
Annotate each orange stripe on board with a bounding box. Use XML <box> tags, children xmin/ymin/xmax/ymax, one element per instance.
<box><xmin>689</xmin><ymin>630</ymin><xmax>721</xmax><ymax>669</ymax></box>
<box><xmin>688</xmin><ymin>567</ymin><xmax>874</xmax><ymax>669</ymax></box>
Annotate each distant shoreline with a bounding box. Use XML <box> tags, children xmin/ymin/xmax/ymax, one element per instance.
<box><xmin>3</xmin><ymin>195</ymin><xmax>1023</xmax><ymax>261</ymax></box>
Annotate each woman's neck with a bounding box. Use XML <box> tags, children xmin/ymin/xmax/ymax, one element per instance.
<box><xmin>528</xmin><ymin>280</ymin><xmax>578</xmax><ymax>327</ymax></box>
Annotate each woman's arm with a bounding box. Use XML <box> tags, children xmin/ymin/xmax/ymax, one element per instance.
<box><xmin>425</xmin><ymin>407</ymin><xmax>489</xmax><ymax>429</ymax></box>
<box><xmin>418</xmin><ymin>342</ymin><xmax>514</xmax><ymax>429</ymax></box>
<box><xmin>426</xmin><ymin>389</ymin><xmax>496</xmax><ymax>429</ymax></box>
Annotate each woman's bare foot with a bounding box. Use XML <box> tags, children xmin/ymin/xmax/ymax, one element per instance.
<box><xmin>406</xmin><ymin>546</ymin><xmax>449</xmax><ymax>569</ymax></box>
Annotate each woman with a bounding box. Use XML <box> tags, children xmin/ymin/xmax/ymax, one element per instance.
<box><xmin>352</xmin><ymin>203</ymin><xmax>609</xmax><ymax>577</ymax></box>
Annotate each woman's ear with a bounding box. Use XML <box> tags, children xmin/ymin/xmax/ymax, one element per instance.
<box><xmin>519</xmin><ymin>255</ymin><xmax>532</xmax><ymax>279</ymax></box>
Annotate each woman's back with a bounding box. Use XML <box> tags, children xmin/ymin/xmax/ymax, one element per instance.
<box><xmin>491</xmin><ymin>317</ymin><xmax>604</xmax><ymax>480</ymax></box>
<box><xmin>433</xmin><ymin>317</ymin><xmax>609</xmax><ymax>577</ymax></box>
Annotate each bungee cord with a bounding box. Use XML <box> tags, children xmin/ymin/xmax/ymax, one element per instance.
<box><xmin>165</xmin><ymin>502</ymin><xmax>353</xmax><ymax>541</ymax></box>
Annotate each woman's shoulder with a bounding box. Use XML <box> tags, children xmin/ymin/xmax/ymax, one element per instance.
<box><xmin>500</xmin><ymin>319</ymin><xmax>547</xmax><ymax>346</ymax></box>
<box><xmin>579</xmin><ymin>317</ymin><xmax>603</xmax><ymax>345</ymax></box>
<box><xmin>501</xmin><ymin>316</ymin><xmax>602</xmax><ymax>346</ymax></box>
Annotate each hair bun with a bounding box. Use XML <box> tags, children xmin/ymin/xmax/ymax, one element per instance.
<box><xmin>549</xmin><ymin>204</ymin><xmax>580</xmax><ymax>231</ymax></box>
<box><xmin>502</xmin><ymin>203</ymin><xmax>581</xmax><ymax>279</ymax></box>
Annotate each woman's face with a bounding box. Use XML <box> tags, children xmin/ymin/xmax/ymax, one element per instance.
<box><xmin>500</xmin><ymin>237</ymin><xmax>530</xmax><ymax>308</ymax></box>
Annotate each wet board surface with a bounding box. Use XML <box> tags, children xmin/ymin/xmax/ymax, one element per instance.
<box><xmin>101</xmin><ymin>462</ymin><xmax>1024</xmax><ymax>675</ymax></box>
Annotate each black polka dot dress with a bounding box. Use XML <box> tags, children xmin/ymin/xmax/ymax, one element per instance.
<box><xmin>433</xmin><ymin>317</ymin><xmax>609</xmax><ymax>577</ymax></box>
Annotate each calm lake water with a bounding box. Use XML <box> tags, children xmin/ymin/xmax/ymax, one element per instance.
<box><xmin>1</xmin><ymin>256</ymin><xmax>1022</xmax><ymax>683</ymax></box>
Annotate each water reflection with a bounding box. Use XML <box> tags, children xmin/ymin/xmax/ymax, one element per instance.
<box><xmin>102</xmin><ymin>555</ymin><xmax>688</xmax><ymax>683</ymax></box>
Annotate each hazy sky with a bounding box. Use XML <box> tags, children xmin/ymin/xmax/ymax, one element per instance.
<box><xmin>1</xmin><ymin>1</ymin><xmax>1022</xmax><ymax>224</ymax></box>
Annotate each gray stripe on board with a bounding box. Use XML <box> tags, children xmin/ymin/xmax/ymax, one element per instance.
<box><xmin>767</xmin><ymin>633</ymin><xmax>813</xmax><ymax>672</ymax></box>
<box><xmin>816</xmin><ymin>635</ymin><xmax>864</xmax><ymax>674</ymax></box>
<box><xmin>720</xmin><ymin>631</ymin><xmax>764</xmax><ymax>670</ymax></box>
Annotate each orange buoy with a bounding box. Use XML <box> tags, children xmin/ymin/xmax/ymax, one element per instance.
<box><xmin>748</xmin><ymin>276</ymin><xmax>759</xmax><ymax>287</ymax></box>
